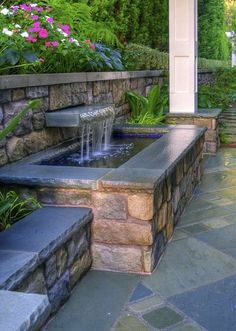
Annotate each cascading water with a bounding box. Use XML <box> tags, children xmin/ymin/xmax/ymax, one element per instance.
<box><xmin>79</xmin><ymin>106</ymin><xmax>115</xmax><ymax>162</ymax></box>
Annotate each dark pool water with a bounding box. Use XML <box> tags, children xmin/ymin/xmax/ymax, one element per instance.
<box><xmin>39</xmin><ymin>134</ymin><xmax>162</xmax><ymax>168</ymax></box>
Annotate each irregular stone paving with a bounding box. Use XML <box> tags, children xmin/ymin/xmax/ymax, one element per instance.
<box><xmin>45</xmin><ymin>148</ymin><xmax>236</xmax><ymax>331</ymax></box>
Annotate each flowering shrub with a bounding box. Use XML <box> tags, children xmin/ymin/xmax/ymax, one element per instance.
<box><xmin>0</xmin><ymin>3</ymin><xmax>124</xmax><ymax>74</ymax></box>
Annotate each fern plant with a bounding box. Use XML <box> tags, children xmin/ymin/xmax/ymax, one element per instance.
<box><xmin>0</xmin><ymin>191</ymin><xmax>41</xmax><ymax>231</ymax></box>
<box><xmin>126</xmin><ymin>85</ymin><xmax>168</xmax><ymax>125</ymax></box>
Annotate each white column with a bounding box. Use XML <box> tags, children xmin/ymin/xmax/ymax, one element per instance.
<box><xmin>169</xmin><ymin>0</ymin><xmax>198</xmax><ymax>113</ymax></box>
<box><xmin>232</xmin><ymin>42</ymin><xmax>236</xmax><ymax>67</ymax></box>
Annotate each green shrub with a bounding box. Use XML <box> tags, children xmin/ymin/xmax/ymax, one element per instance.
<box><xmin>126</xmin><ymin>85</ymin><xmax>168</xmax><ymax>125</ymax></box>
<box><xmin>123</xmin><ymin>44</ymin><xmax>230</xmax><ymax>71</ymax></box>
<box><xmin>198</xmin><ymin>67</ymin><xmax>236</xmax><ymax>111</ymax></box>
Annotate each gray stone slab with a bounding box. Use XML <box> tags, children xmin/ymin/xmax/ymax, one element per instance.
<box><xmin>167</xmin><ymin>108</ymin><xmax>222</xmax><ymax>118</ymax></box>
<box><xmin>0</xmin><ymin>290</ymin><xmax>51</xmax><ymax>331</ymax></box>
<box><xmin>121</xmin><ymin>128</ymin><xmax>205</xmax><ymax>172</ymax></box>
<box><xmin>45</xmin><ymin>270</ymin><xmax>140</xmax><ymax>331</ymax></box>
<box><xmin>0</xmin><ymin>207</ymin><xmax>92</xmax><ymax>261</ymax></box>
<box><xmin>0</xmin><ymin>165</ymin><xmax>110</xmax><ymax>189</ymax></box>
<box><xmin>100</xmin><ymin>168</ymin><xmax>165</xmax><ymax>190</ymax></box>
<box><xmin>0</xmin><ymin>250</ymin><xmax>38</xmax><ymax>290</ymax></box>
<box><xmin>143</xmin><ymin>237</ymin><xmax>236</xmax><ymax>298</ymax></box>
<box><xmin>0</xmin><ymin>71</ymin><xmax>163</xmax><ymax>89</ymax></box>
<box><xmin>169</xmin><ymin>274</ymin><xmax>236</xmax><ymax>331</ymax></box>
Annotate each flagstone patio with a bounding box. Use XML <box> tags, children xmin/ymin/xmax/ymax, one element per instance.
<box><xmin>44</xmin><ymin>148</ymin><xmax>236</xmax><ymax>331</ymax></box>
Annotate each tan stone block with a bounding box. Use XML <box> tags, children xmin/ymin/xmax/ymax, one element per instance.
<box><xmin>205</xmin><ymin>129</ymin><xmax>217</xmax><ymax>142</ymax></box>
<box><xmin>7</xmin><ymin>137</ymin><xmax>26</xmax><ymax>162</ymax></box>
<box><xmin>38</xmin><ymin>188</ymin><xmax>92</xmax><ymax>206</ymax></box>
<box><xmin>92</xmin><ymin>243</ymin><xmax>143</xmax><ymax>273</ymax></box>
<box><xmin>56</xmin><ymin>247</ymin><xmax>68</xmax><ymax>278</ymax></box>
<box><xmin>93</xmin><ymin>192</ymin><xmax>127</xmax><ymax>220</ymax></box>
<box><xmin>128</xmin><ymin>193</ymin><xmax>154</xmax><ymax>221</ymax></box>
<box><xmin>93</xmin><ymin>219</ymin><xmax>153</xmax><ymax>245</ymax></box>
<box><xmin>193</xmin><ymin>118</ymin><xmax>212</xmax><ymax>129</ymax></box>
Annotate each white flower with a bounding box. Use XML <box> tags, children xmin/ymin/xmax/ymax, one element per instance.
<box><xmin>30</xmin><ymin>4</ymin><xmax>38</xmax><ymax>8</ymax></box>
<box><xmin>1</xmin><ymin>8</ymin><xmax>9</xmax><ymax>15</ymax></box>
<box><xmin>20</xmin><ymin>31</ymin><xmax>29</xmax><ymax>38</ymax></box>
<box><xmin>2</xmin><ymin>28</ymin><xmax>13</xmax><ymax>36</ymax></box>
<box><xmin>15</xmin><ymin>24</ymin><xmax>21</xmax><ymax>29</ymax></box>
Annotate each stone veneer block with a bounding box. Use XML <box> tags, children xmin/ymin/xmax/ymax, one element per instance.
<box><xmin>0</xmin><ymin>207</ymin><xmax>92</xmax><ymax>261</ymax></box>
<box><xmin>93</xmin><ymin>192</ymin><xmax>127</xmax><ymax>220</ymax></box>
<box><xmin>93</xmin><ymin>219</ymin><xmax>153</xmax><ymax>245</ymax></box>
<box><xmin>128</xmin><ymin>193</ymin><xmax>154</xmax><ymax>221</ymax></box>
<box><xmin>92</xmin><ymin>243</ymin><xmax>143</xmax><ymax>273</ymax></box>
<box><xmin>0</xmin><ymin>290</ymin><xmax>51</xmax><ymax>331</ymax></box>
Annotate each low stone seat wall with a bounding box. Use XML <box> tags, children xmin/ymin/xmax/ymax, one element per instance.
<box><xmin>0</xmin><ymin>206</ymin><xmax>93</xmax><ymax>314</ymax></box>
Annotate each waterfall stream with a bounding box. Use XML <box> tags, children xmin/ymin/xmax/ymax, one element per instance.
<box><xmin>79</xmin><ymin>106</ymin><xmax>115</xmax><ymax>162</ymax></box>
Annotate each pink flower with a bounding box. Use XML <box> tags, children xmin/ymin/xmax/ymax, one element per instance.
<box><xmin>59</xmin><ymin>24</ymin><xmax>71</xmax><ymax>35</ymax></box>
<box><xmin>33</xmin><ymin>22</ymin><xmax>41</xmax><ymax>29</ymax></box>
<box><xmin>51</xmin><ymin>41</ymin><xmax>59</xmax><ymax>47</ymax></box>
<box><xmin>35</xmin><ymin>6</ymin><xmax>44</xmax><ymax>12</ymax></box>
<box><xmin>11</xmin><ymin>5</ymin><xmax>19</xmax><ymax>11</ymax></box>
<box><xmin>46</xmin><ymin>17</ymin><xmax>54</xmax><ymax>24</ymax></box>
<box><xmin>20</xmin><ymin>4</ymin><xmax>31</xmax><ymax>12</ymax></box>
<box><xmin>31</xmin><ymin>15</ymin><xmax>39</xmax><ymax>21</ymax></box>
<box><xmin>28</xmin><ymin>22</ymin><xmax>41</xmax><ymax>33</ymax></box>
<box><xmin>38</xmin><ymin>28</ymin><xmax>48</xmax><ymax>39</ymax></box>
<box><xmin>45</xmin><ymin>41</ymin><xmax>51</xmax><ymax>47</ymax></box>
<box><xmin>85</xmin><ymin>39</ymin><xmax>96</xmax><ymax>50</ymax></box>
<box><xmin>27</xmin><ymin>35</ymin><xmax>37</xmax><ymax>43</ymax></box>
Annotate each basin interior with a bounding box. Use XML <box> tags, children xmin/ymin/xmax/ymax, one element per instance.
<box><xmin>37</xmin><ymin>133</ymin><xmax>163</xmax><ymax>168</ymax></box>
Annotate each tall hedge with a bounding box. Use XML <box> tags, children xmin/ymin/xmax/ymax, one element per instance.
<box><xmin>199</xmin><ymin>0</ymin><xmax>230</xmax><ymax>60</ymax></box>
<box><xmin>87</xmin><ymin>0</ymin><xmax>229</xmax><ymax>60</ymax></box>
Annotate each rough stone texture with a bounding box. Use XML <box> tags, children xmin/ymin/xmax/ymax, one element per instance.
<box><xmin>16</xmin><ymin>267</ymin><xmax>47</xmax><ymax>294</ymax></box>
<box><xmin>38</xmin><ymin>188</ymin><xmax>92</xmax><ymax>206</ymax></box>
<box><xmin>56</xmin><ymin>247</ymin><xmax>68</xmax><ymax>278</ymax></box>
<box><xmin>92</xmin><ymin>243</ymin><xmax>143</xmax><ymax>273</ymax></box>
<box><xmin>49</xmin><ymin>84</ymin><xmax>72</xmax><ymax>110</ymax></box>
<box><xmin>128</xmin><ymin>193</ymin><xmax>154</xmax><ymax>221</ymax></box>
<box><xmin>32</xmin><ymin>112</ymin><xmax>45</xmax><ymax>130</ymax></box>
<box><xmin>93</xmin><ymin>192</ymin><xmax>127</xmax><ymax>220</ymax></box>
<box><xmin>26</xmin><ymin>86</ymin><xmax>48</xmax><ymax>98</ymax></box>
<box><xmin>7</xmin><ymin>136</ymin><xmax>27</xmax><ymax>162</ymax></box>
<box><xmin>69</xmin><ymin>249</ymin><xmax>92</xmax><ymax>288</ymax></box>
<box><xmin>48</xmin><ymin>271</ymin><xmax>70</xmax><ymax>313</ymax></box>
<box><xmin>93</xmin><ymin>219</ymin><xmax>153</xmax><ymax>245</ymax></box>
<box><xmin>0</xmin><ymin>290</ymin><xmax>51</xmax><ymax>331</ymax></box>
<box><xmin>45</xmin><ymin>254</ymin><xmax>57</xmax><ymax>288</ymax></box>
<box><xmin>12</xmin><ymin>88</ymin><xmax>25</xmax><ymax>101</ymax></box>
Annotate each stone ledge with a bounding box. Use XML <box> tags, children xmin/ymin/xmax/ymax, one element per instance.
<box><xmin>0</xmin><ymin>290</ymin><xmax>50</xmax><ymax>331</ymax></box>
<box><xmin>0</xmin><ymin>70</ymin><xmax>163</xmax><ymax>89</ymax></box>
<box><xmin>0</xmin><ymin>207</ymin><xmax>92</xmax><ymax>290</ymax></box>
<box><xmin>167</xmin><ymin>108</ymin><xmax>222</xmax><ymax>118</ymax></box>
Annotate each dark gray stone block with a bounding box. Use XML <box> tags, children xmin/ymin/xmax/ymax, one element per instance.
<box><xmin>0</xmin><ymin>290</ymin><xmax>51</xmax><ymax>331</ymax></box>
<box><xmin>48</xmin><ymin>271</ymin><xmax>70</xmax><ymax>312</ymax></box>
<box><xmin>0</xmin><ymin>250</ymin><xmax>38</xmax><ymax>290</ymax></box>
<box><xmin>0</xmin><ymin>207</ymin><xmax>92</xmax><ymax>262</ymax></box>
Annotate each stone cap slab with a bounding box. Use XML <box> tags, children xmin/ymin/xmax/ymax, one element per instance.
<box><xmin>0</xmin><ymin>250</ymin><xmax>38</xmax><ymax>290</ymax></box>
<box><xmin>0</xmin><ymin>207</ymin><xmax>92</xmax><ymax>262</ymax></box>
<box><xmin>0</xmin><ymin>70</ymin><xmax>163</xmax><ymax>89</ymax></box>
<box><xmin>0</xmin><ymin>164</ymin><xmax>110</xmax><ymax>189</ymax></box>
<box><xmin>167</xmin><ymin>109</ymin><xmax>222</xmax><ymax>118</ymax></box>
<box><xmin>0</xmin><ymin>290</ymin><xmax>50</xmax><ymax>331</ymax></box>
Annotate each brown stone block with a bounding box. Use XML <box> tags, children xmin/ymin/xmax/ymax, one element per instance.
<box><xmin>93</xmin><ymin>219</ymin><xmax>153</xmax><ymax>245</ymax></box>
<box><xmin>205</xmin><ymin>129</ymin><xmax>217</xmax><ymax>142</ymax></box>
<box><xmin>93</xmin><ymin>192</ymin><xmax>127</xmax><ymax>220</ymax></box>
<box><xmin>12</xmin><ymin>89</ymin><xmax>25</xmax><ymax>101</ymax></box>
<box><xmin>92</xmin><ymin>243</ymin><xmax>143</xmax><ymax>273</ymax></box>
<box><xmin>193</xmin><ymin>118</ymin><xmax>212</xmax><ymax>129</ymax></box>
<box><xmin>49</xmin><ymin>84</ymin><xmax>71</xmax><ymax>110</ymax></box>
<box><xmin>128</xmin><ymin>193</ymin><xmax>154</xmax><ymax>221</ymax></box>
<box><xmin>56</xmin><ymin>247</ymin><xmax>68</xmax><ymax>278</ymax></box>
<box><xmin>205</xmin><ymin>141</ymin><xmax>217</xmax><ymax>154</ymax></box>
<box><xmin>175</xmin><ymin>160</ymin><xmax>184</xmax><ymax>185</ymax></box>
<box><xmin>7</xmin><ymin>137</ymin><xmax>26</xmax><ymax>162</ymax></box>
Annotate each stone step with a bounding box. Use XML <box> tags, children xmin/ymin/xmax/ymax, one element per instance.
<box><xmin>0</xmin><ymin>290</ymin><xmax>50</xmax><ymax>331</ymax></box>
